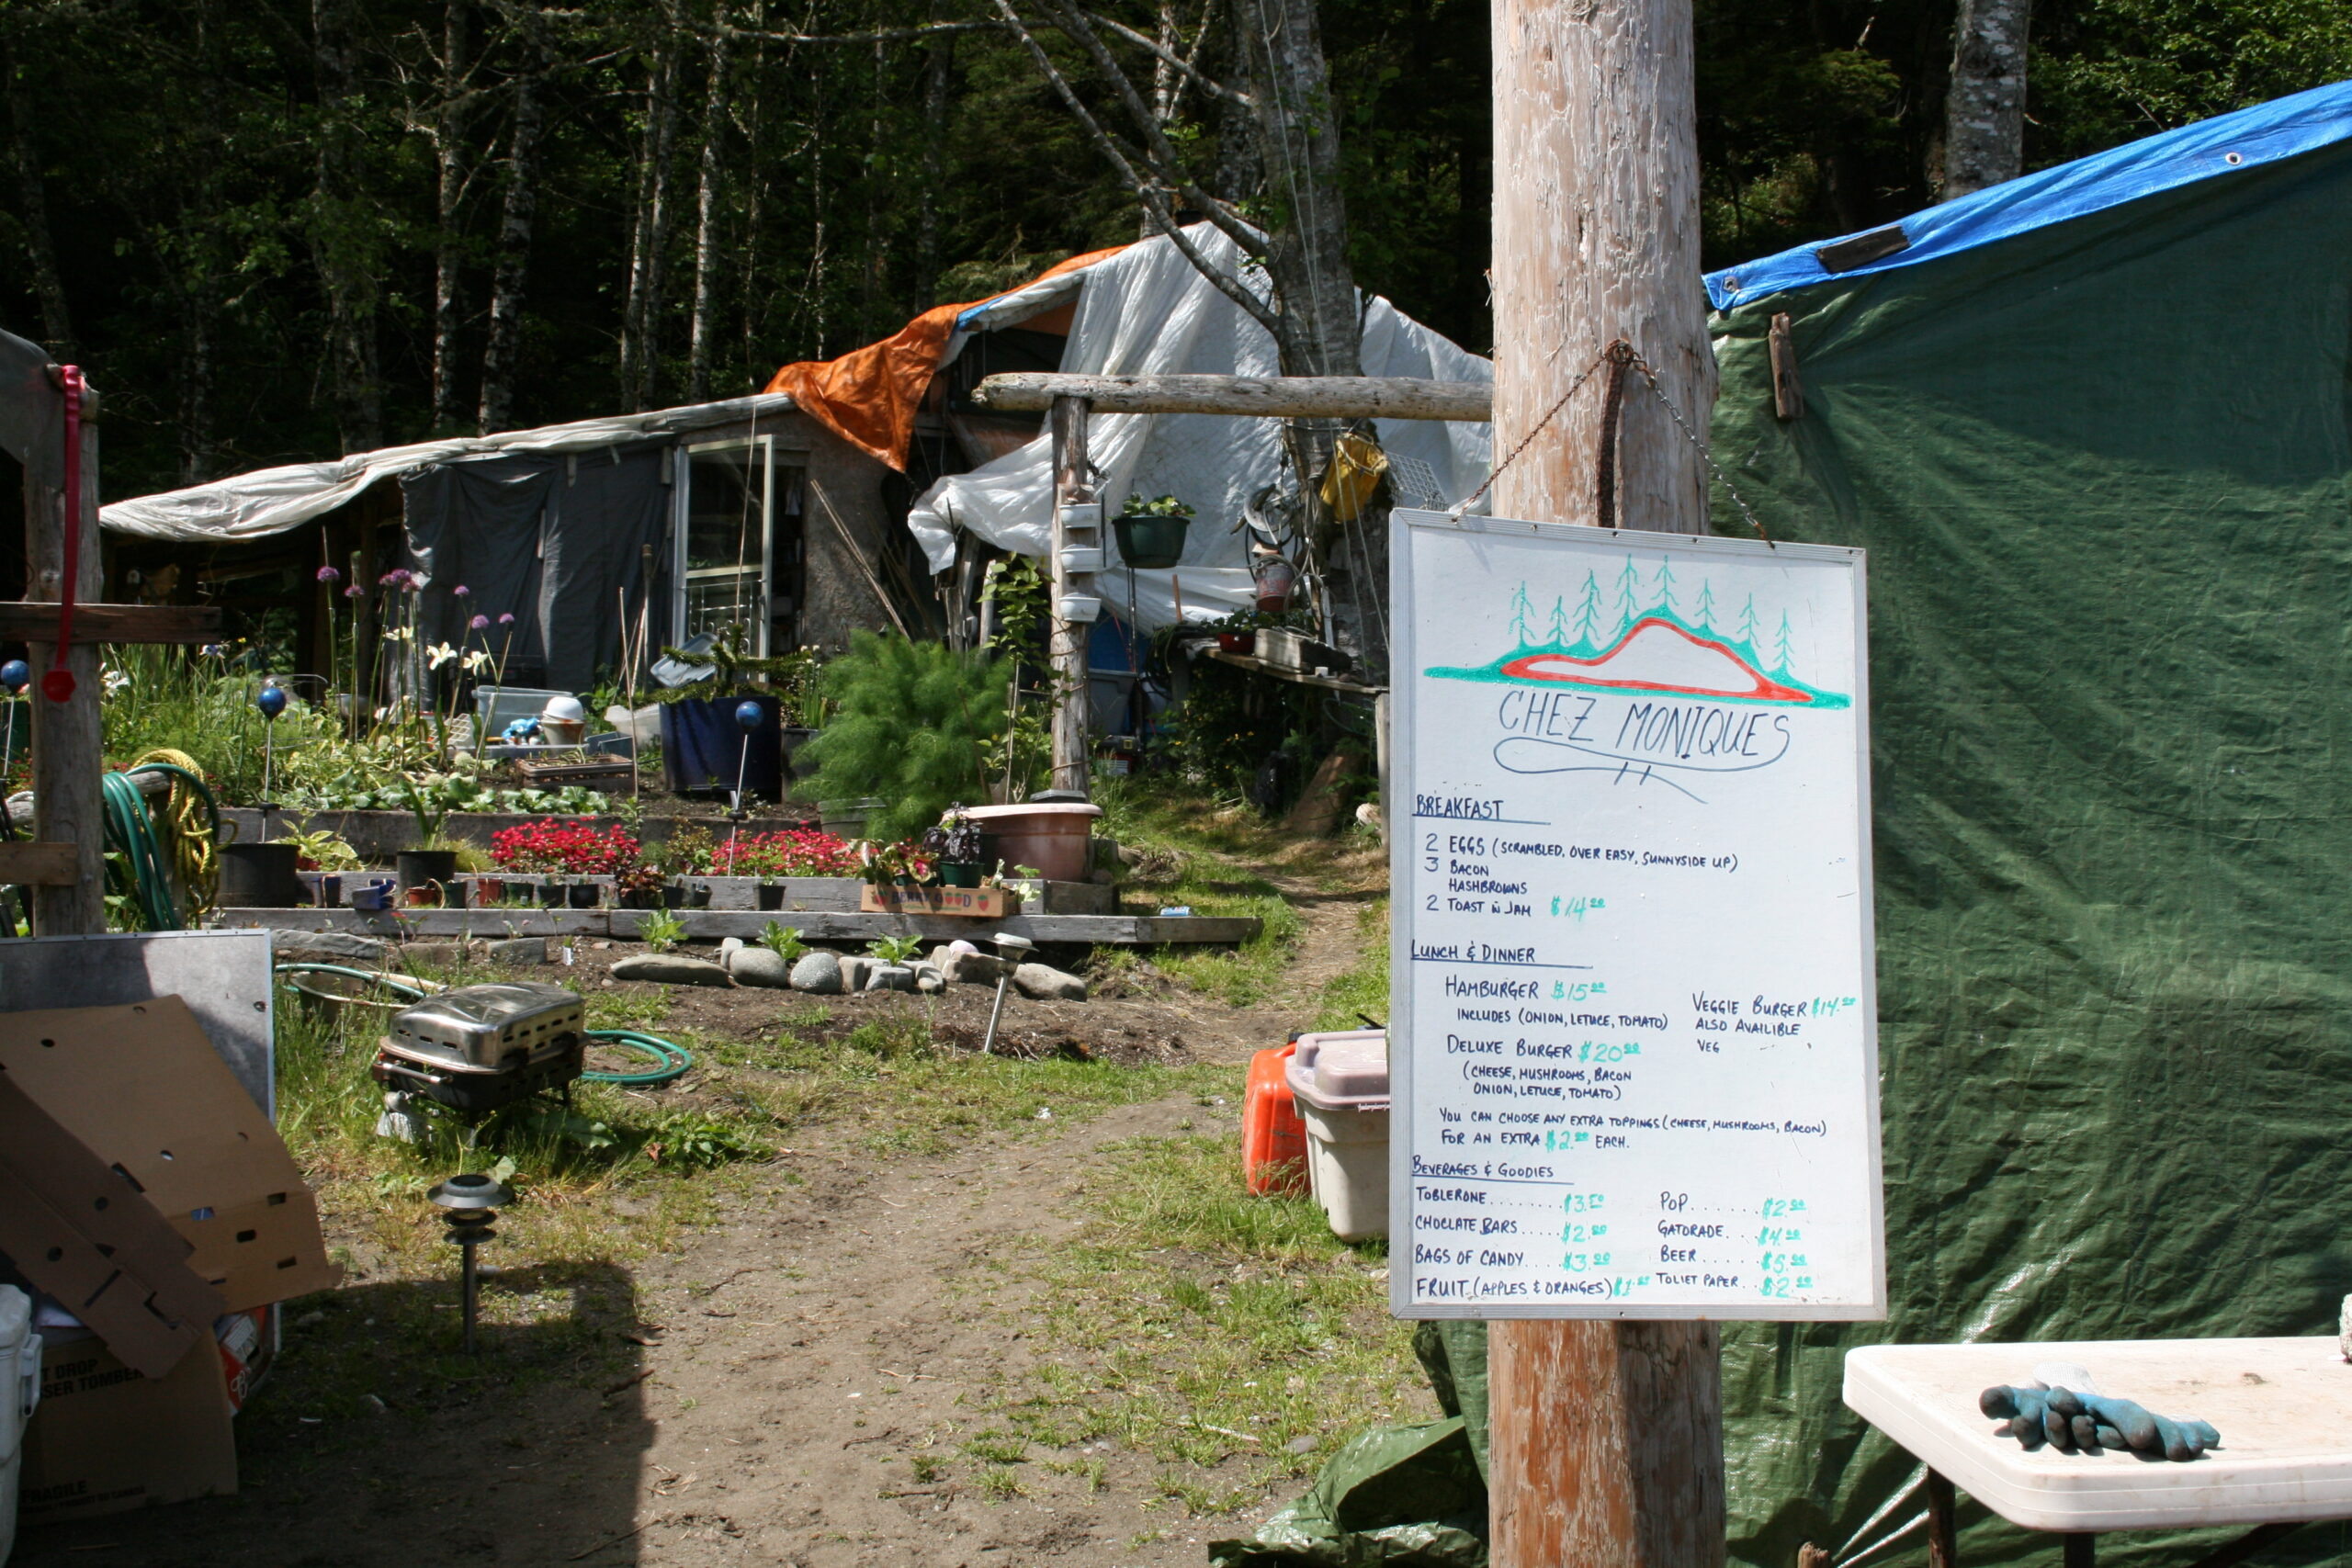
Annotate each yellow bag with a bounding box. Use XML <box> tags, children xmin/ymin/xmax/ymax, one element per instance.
<box><xmin>1318</xmin><ymin>432</ymin><xmax>1388</xmax><ymax>523</ymax></box>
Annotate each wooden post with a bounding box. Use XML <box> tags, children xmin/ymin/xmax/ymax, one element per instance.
<box><xmin>1047</xmin><ymin>395</ymin><xmax>1094</xmax><ymax>793</ymax></box>
<box><xmin>1487</xmin><ymin>0</ymin><xmax>1723</xmax><ymax>1562</ymax></box>
<box><xmin>24</xmin><ymin>379</ymin><xmax>104</xmax><ymax>934</ymax></box>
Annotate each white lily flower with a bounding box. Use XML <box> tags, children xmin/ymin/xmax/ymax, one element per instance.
<box><xmin>461</xmin><ymin>649</ymin><xmax>492</xmax><ymax>672</ymax></box>
<box><xmin>425</xmin><ymin>642</ymin><xmax>458</xmax><ymax>670</ymax></box>
<box><xmin>100</xmin><ymin>667</ymin><xmax>130</xmax><ymax>696</ymax></box>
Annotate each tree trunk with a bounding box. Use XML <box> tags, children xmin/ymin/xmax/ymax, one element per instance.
<box><xmin>619</xmin><ymin>20</ymin><xmax>684</xmax><ymax>412</ymax></box>
<box><xmin>1943</xmin><ymin>0</ymin><xmax>2030</xmax><ymax>197</ymax></box>
<box><xmin>916</xmin><ymin>5</ymin><xmax>955</xmax><ymax>300</ymax></box>
<box><xmin>2</xmin><ymin>41</ymin><xmax>73</xmax><ymax>360</ymax></box>
<box><xmin>1487</xmin><ymin>0</ymin><xmax>1722</xmax><ymax>1558</ymax></box>
<box><xmin>1228</xmin><ymin>0</ymin><xmax>1358</xmax><ymax>381</ymax></box>
<box><xmin>429</xmin><ymin>0</ymin><xmax>474</xmax><ymax>434</ymax></box>
<box><xmin>311</xmin><ymin>0</ymin><xmax>383</xmax><ymax>453</ymax></box>
<box><xmin>686</xmin><ymin>0</ymin><xmax>732</xmax><ymax>404</ymax></box>
<box><xmin>478</xmin><ymin>37</ymin><xmax>548</xmax><ymax>435</ymax></box>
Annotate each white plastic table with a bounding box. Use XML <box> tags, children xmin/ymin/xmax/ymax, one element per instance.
<box><xmin>1844</xmin><ymin>1337</ymin><xmax>2352</xmax><ymax>1566</ymax></box>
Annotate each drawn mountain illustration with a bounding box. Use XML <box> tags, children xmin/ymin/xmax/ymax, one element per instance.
<box><xmin>1428</xmin><ymin>566</ymin><xmax>1850</xmax><ymax>709</ymax></box>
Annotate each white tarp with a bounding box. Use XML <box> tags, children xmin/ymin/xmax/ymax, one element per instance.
<box><xmin>908</xmin><ymin>225</ymin><xmax>1492</xmax><ymax>630</ymax></box>
<box><xmin>99</xmin><ymin>394</ymin><xmax>799</xmax><ymax>543</ymax></box>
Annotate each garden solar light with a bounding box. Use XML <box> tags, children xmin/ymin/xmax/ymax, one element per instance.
<box><xmin>255</xmin><ymin>681</ymin><xmax>288</xmax><ymax>810</ymax></box>
<box><xmin>726</xmin><ymin>699</ymin><xmax>763</xmax><ymax>872</ymax></box>
<box><xmin>980</xmin><ymin>932</ymin><xmax>1035</xmax><ymax>1055</ymax></box>
<box><xmin>428</xmin><ymin>1172</ymin><xmax>513</xmax><ymax>1354</ymax></box>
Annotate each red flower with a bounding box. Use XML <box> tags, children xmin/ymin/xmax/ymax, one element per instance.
<box><xmin>490</xmin><ymin>819</ymin><xmax>641</xmax><ymax>874</ymax></box>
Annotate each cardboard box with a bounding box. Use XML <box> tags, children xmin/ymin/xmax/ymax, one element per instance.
<box><xmin>17</xmin><ymin>1321</ymin><xmax>237</xmax><ymax>1524</ymax></box>
<box><xmin>0</xmin><ymin>1071</ymin><xmax>224</xmax><ymax>1379</ymax></box>
<box><xmin>856</xmin><ymin>884</ymin><xmax>1020</xmax><ymax>918</ymax></box>
<box><xmin>0</xmin><ymin>998</ymin><xmax>341</xmax><ymax>1312</ymax></box>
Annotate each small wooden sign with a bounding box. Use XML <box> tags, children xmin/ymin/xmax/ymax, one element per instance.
<box><xmin>857</xmin><ymin>885</ymin><xmax>1019</xmax><ymax>918</ymax></box>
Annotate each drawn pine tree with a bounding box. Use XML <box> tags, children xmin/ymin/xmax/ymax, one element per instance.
<box><xmin>1545</xmin><ymin>595</ymin><xmax>1570</xmax><ymax>649</ymax></box>
<box><xmin>1736</xmin><ymin>592</ymin><xmax>1760</xmax><ymax>652</ymax></box>
<box><xmin>1694</xmin><ymin>580</ymin><xmax>1717</xmax><ymax>635</ymax></box>
<box><xmin>1652</xmin><ymin>556</ymin><xmax>1679</xmax><ymax>614</ymax></box>
<box><xmin>1774</xmin><ymin>610</ymin><xmax>1797</xmax><ymax>676</ymax></box>
<box><xmin>1573</xmin><ymin>570</ymin><xmax>1604</xmax><ymax>649</ymax></box>
<box><xmin>1508</xmin><ymin>582</ymin><xmax>1533</xmax><ymax>648</ymax></box>
<box><xmin>1613</xmin><ymin>557</ymin><xmax>1643</xmax><ymax>635</ymax></box>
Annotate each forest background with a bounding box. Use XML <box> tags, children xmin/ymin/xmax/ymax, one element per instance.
<box><xmin>2</xmin><ymin>0</ymin><xmax>2344</xmax><ymax>500</ymax></box>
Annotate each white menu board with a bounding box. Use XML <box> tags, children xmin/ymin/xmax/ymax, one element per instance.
<box><xmin>1389</xmin><ymin>511</ymin><xmax>1883</xmax><ymax>1320</ymax></box>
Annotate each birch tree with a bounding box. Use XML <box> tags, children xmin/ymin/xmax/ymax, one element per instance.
<box><xmin>1944</xmin><ymin>0</ymin><xmax>2030</xmax><ymax>197</ymax></box>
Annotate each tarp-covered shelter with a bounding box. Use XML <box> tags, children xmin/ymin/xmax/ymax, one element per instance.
<box><xmin>892</xmin><ymin>224</ymin><xmax>1495</xmax><ymax>631</ymax></box>
<box><xmin>1703</xmin><ymin>78</ymin><xmax>2352</xmax><ymax>1566</ymax></box>
<box><xmin>101</xmin><ymin>396</ymin><xmax>915</xmax><ymax>692</ymax></box>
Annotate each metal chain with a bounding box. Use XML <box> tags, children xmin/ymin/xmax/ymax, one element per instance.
<box><xmin>1629</xmin><ymin>356</ymin><xmax>1774</xmax><ymax>545</ymax></box>
<box><xmin>1448</xmin><ymin>349</ymin><xmax>1611</xmax><ymax>517</ymax></box>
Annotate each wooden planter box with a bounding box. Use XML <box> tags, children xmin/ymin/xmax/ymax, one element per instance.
<box><xmin>856</xmin><ymin>885</ymin><xmax>1021</xmax><ymax>918</ymax></box>
<box><xmin>514</xmin><ymin>757</ymin><xmax>636</xmax><ymax>794</ymax></box>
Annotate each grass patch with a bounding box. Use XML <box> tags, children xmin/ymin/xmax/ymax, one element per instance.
<box><xmin>968</xmin><ymin>1127</ymin><xmax>1428</xmax><ymax>1517</ymax></box>
<box><xmin>1313</xmin><ymin>897</ymin><xmax>1389</xmax><ymax>1032</ymax></box>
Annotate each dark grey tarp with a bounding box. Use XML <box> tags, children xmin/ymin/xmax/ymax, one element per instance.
<box><xmin>401</xmin><ymin>446</ymin><xmax>669</xmax><ymax>694</ymax></box>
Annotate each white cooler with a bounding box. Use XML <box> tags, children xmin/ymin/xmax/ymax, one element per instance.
<box><xmin>1</xmin><ymin>1285</ymin><xmax>38</xmax><ymax>1566</ymax></box>
<box><xmin>1285</xmin><ymin>1030</ymin><xmax>1390</xmax><ymax>1241</ymax></box>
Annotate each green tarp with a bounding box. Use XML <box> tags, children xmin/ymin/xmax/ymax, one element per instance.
<box><xmin>1706</xmin><ymin>137</ymin><xmax>2352</xmax><ymax>1566</ymax></box>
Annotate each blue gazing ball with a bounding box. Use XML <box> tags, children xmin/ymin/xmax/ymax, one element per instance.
<box><xmin>256</xmin><ymin>683</ymin><xmax>288</xmax><ymax>718</ymax></box>
<box><xmin>0</xmin><ymin>660</ymin><xmax>27</xmax><ymax>693</ymax></box>
<box><xmin>733</xmin><ymin>700</ymin><xmax>764</xmax><ymax>733</ymax></box>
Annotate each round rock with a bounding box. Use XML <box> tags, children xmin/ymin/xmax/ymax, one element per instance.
<box><xmin>726</xmin><ymin>946</ymin><xmax>794</xmax><ymax>988</ymax></box>
<box><xmin>788</xmin><ymin>950</ymin><xmax>844</xmax><ymax>994</ymax></box>
<box><xmin>865</xmin><ymin>964</ymin><xmax>916</xmax><ymax>993</ymax></box>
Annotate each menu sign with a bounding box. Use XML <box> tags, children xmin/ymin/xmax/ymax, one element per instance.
<box><xmin>1389</xmin><ymin>512</ymin><xmax>1884</xmax><ymax>1319</ymax></box>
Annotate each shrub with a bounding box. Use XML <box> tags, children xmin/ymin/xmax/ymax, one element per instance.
<box><xmin>791</xmin><ymin>633</ymin><xmax>1011</xmax><ymax>843</ymax></box>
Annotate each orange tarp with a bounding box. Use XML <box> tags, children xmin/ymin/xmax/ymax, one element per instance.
<box><xmin>762</xmin><ymin>244</ymin><xmax>1128</xmax><ymax>471</ymax></box>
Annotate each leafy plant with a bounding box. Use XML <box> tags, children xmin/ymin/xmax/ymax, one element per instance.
<box><xmin>922</xmin><ymin>804</ymin><xmax>985</xmax><ymax>865</ymax></box>
<box><xmin>759</xmin><ymin>921</ymin><xmax>808</xmax><ymax>965</ymax></box>
<box><xmin>638</xmin><ymin>908</ymin><xmax>687</xmax><ymax>952</ymax></box>
<box><xmin>649</xmin><ymin>821</ymin><xmax>714</xmax><ymax>877</ymax></box>
<box><xmin>793</xmin><ymin>632</ymin><xmax>1012</xmax><ymax>841</ymax></box>
<box><xmin>854</xmin><ymin>839</ymin><xmax>931</xmax><ymax>886</ymax></box>
<box><xmin>1121</xmin><ymin>492</ymin><xmax>1195</xmax><ymax>519</ymax></box>
<box><xmin>642</xmin><ymin>1111</ymin><xmax>764</xmax><ymax>1168</ymax></box>
<box><xmin>865</xmin><ymin>933</ymin><xmax>923</xmax><ymax>964</ymax></box>
<box><xmin>277</xmin><ymin>828</ymin><xmax>361</xmax><ymax>872</ymax></box>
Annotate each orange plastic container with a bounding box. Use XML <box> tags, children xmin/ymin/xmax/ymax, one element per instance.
<box><xmin>1243</xmin><ymin>1043</ymin><xmax>1310</xmax><ymax>1195</ymax></box>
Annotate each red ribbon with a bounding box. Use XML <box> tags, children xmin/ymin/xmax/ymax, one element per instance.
<box><xmin>41</xmin><ymin>365</ymin><xmax>81</xmax><ymax>703</ymax></box>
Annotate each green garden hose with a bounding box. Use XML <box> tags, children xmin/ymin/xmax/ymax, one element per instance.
<box><xmin>102</xmin><ymin>758</ymin><xmax>220</xmax><ymax>931</ymax></box>
<box><xmin>269</xmin><ymin>963</ymin><xmax>693</xmax><ymax>1085</ymax></box>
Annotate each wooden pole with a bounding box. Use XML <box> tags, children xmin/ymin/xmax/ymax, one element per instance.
<box><xmin>25</xmin><ymin>379</ymin><xmax>104</xmax><ymax>933</ymax></box>
<box><xmin>974</xmin><ymin>373</ymin><xmax>1491</xmax><ymax>422</ymax></box>
<box><xmin>1487</xmin><ymin>0</ymin><xmax>1724</xmax><ymax>1562</ymax></box>
<box><xmin>1047</xmin><ymin>395</ymin><xmax>1094</xmax><ymax>793</ymax></box>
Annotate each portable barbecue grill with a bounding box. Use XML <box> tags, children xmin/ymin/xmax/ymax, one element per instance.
<box><xmin>370</xmin><ymin>982</ymin><xmax>586</xmax><ymax>1117</ymax></box>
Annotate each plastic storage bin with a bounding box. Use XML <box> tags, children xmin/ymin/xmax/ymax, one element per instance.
<box><xmin>1243</xmin><ymin>1043</ymin><xmax>1309</xmax><ymax>1195</ymax></box>
<box><xmin>1</xmin><ymin>1284</ymin><xmax>38</xmax><ymax>1567</ymax></box>
<box><xmin>1285</xmin><ymin>1029</ymin><xmax>1390</xmax><ymax>1241</ymax></box>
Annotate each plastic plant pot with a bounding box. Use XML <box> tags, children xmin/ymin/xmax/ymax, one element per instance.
<box><xmin>1114</xmin><ymin>512</ymin><xmax>1190</xmax><ymax>570</ymax></box>
<box><xmin>567</xmin><ymin>882</ymin><xmax>602</xmax><ymax>909</ymax></box>
<box><xmin>937</xmin><ymin>862</ymin><xmax>984</xmax><ymax>888</ymax></box>
<box><xmin>756</xmin><ymin>883</ymin><xmax>787</xmax><ymax>910</ymax></box>
<box><xmin>396</xmin><ymin>848</ymin><xmax>459</xmax><ymax>891</ymax></box>
<box><xmin>537</xmin><ymin>881</ymin><xmax>566</xmax><ymax>908</ymax></box>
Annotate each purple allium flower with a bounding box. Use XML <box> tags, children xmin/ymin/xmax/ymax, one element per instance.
<box><xmin>316</xmin><ymin>565</ymin><xmax>340</xmax><ymax>584</ymax></box>
<box><xmin>469</xmin><ymin>615</ymin><xmax>490</xmax><ymax>631</ymax></box>
<box><xmin>452</xmin><ymin>583</ymin><xmax>470</xmax><ymax>598</ymax></box>
<box><xmin>497</xmin><ymin>613</ymin><xmax>515</xmax><ymax>626</ymax></box>
<box><xmin>343</xmin><ymin>584</ymin><xmax>363</xmax><ymax>599</ymax></box>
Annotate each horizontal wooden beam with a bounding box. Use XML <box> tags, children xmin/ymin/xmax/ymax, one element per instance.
<box><xmin>0</xmin><ymin>603</ymin><xmax>223</xmax><ymax>644</ymax></box>
<box><xmin>217</xmin><ymin>908</ymin><xmax>1265</xmax><ymax>946</ymax></box>
<box><xmin>0</xmin><ymin>841</ymin><xmax>82</xmax><ymax>885</ymax></box>
<box><xmin>970</xmin><ymin>372</ymin><xmax>1492</xmax><ymax>422</ymax></box>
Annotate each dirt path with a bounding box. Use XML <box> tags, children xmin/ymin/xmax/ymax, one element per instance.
<box><xmin>14</xmin><ymin>829</ymin><xmax>1394</xmax><ymax>1568</ymax></box>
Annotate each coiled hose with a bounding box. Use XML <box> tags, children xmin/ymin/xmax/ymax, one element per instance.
<box><xmin>270</xmin><ymin>962</ymin><xmax>693</xmax><ymax>1086</ymax></box>
<box><xmin>101</xmin><ymin>752</ymin><xmax>221</xmax><ymax>931</ymax></box>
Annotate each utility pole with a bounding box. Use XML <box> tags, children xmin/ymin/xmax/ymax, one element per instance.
<box><xmin>1487</xmin><ymin>0</ymin><xmax>1724</xmax><ymax>1562</ymax></box>
<box><xmin>1046</xmin><ymin>395</ymin><xmax>1096</xmax><ymax>793</ymax></box>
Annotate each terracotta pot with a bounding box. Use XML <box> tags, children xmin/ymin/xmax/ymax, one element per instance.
<box><xmin>964</xmin><ymin>802</ymin><xmax>1103</xmax><ymax>884</ymax></box>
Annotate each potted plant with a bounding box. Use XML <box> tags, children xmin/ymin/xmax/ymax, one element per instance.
<box><xmin>1115</xmin><ymin>493</ymin><xmax>1193</xmax><ymax>570</ymax></box>
<box><xmin>616</xmin><ymin>863</ymin><xmax>666</xmax><ymax>910</ymax></box>
<box><xmin>923</xmin><ymin>805</ymin><xmax>987</xmax><ymax>888</ymax></box>
<box><xmin>391</xmin><ymin>773</ymin><xmax>461</xmax><ymax>902</ymax></box>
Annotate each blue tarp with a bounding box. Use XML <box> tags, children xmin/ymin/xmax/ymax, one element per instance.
<box><xmin>1705</xmin><ymin>77</ymin><xmax>2352</xmax><ymax>310</ymax></box>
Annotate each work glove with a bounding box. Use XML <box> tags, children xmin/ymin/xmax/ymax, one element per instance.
<box><xmin>1980</xmin><ymin>1385</ymin><xmax>2220</xmax><ymax>1461</ymax></box>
